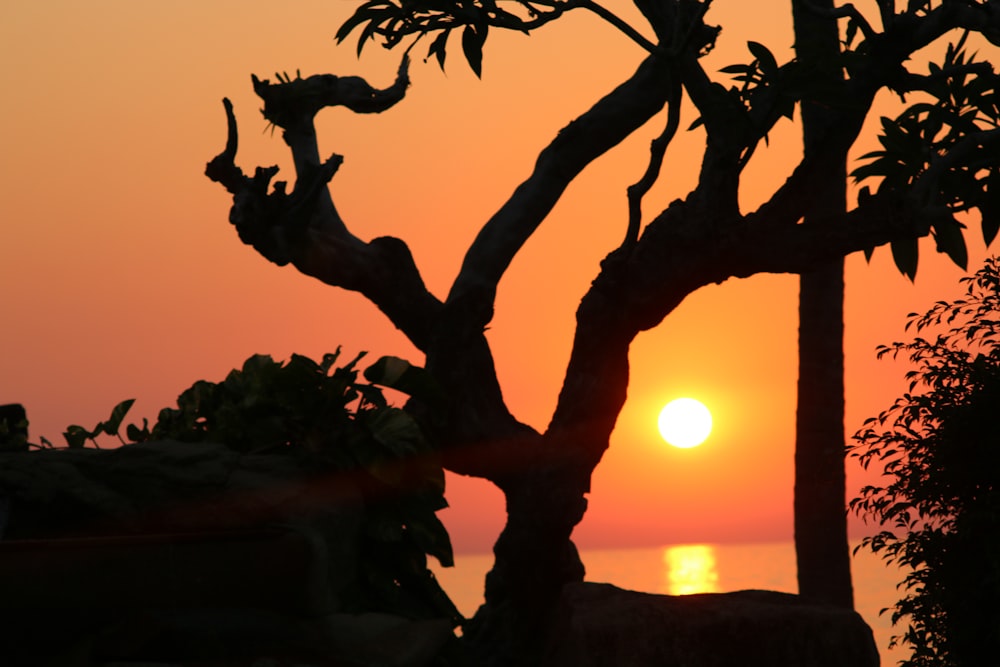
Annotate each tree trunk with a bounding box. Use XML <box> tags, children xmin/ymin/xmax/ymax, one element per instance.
<box><xmin>795</xmin><ymin>262</ymin><xmax>853</xmax><ymax>608</ymax></box>
<box><xmin>792</xmin><ymin>0</ymin><xmax>854</xmax><ymax>609</ymax></box>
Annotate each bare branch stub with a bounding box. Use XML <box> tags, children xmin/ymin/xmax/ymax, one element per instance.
<box><xmin>205</xmin><ymin>98</ymin><xmax>247</xmax><ymax>195</ymax></box>
<box><xmin>252</xmin><ymin>56</ymin><xmax>411</xmax><ymax>132</ymax></box>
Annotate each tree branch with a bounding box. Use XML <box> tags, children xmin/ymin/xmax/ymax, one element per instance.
<box><xmin>206</xmin><ymin>62</ymin><xmax>444</xmax><ymax>352</ymax></box>
<box><xmin>621</xmin><ymin>71</ymin><xmax>683</xmax><ymax>251</ymax></box>
<box><xmin>795</xmin><ymin>0</ymin><xmax>878</xmax><ymax>40</ymax></box>
<box><xmin>542</xmin><ymin>179</ymin><xmax>944</xmax><ymax>497</ymax></box>
<box><xmin>894</xmin><ymin>60</ymin><xmax>995</xmax><ymax>95</ymax></box>
<box><xmin>543</xmin><ymin>1</ymin><xmax>1000</xmax><ymax>457</ymax></box>
<box><xmin>579</xmin><ymin>0</ymin><xmax>658</xmax><ymax>53</ymax></box>
<box><xmin>252</xmin><ymin>56</ymin><xmax>411</xmax><ymax>130</ymax></box>
<box><xmin>446</xmin><ymin>53</ymin><xmax>675</xmax><ymax>325</ymax></box>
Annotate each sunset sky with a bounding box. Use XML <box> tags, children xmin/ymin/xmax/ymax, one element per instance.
<box><xmin>2</xmin><ymin>2</ymin><xmax>995</xmax><ymax>553</ymax></box>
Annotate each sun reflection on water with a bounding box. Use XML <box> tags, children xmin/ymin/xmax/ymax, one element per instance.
<box><xmin>663</xmin><ymin>544</ymin><xmax>720</xmax><ymax>595</ymax></box>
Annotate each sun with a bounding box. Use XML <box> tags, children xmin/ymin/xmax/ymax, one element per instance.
<box><xmin>658</xmin><ymin>398</ymin><xmax>713</xmax><ymax>449</ymax></box>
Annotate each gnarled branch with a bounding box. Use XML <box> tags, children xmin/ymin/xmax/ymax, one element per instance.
<box><xmin>205</xmin><ymin>62</ymin><xmax>443</xmax><ymax>351</ymax></box>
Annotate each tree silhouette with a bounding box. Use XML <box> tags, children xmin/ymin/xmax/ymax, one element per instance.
<box><xmin>206</xmin><ymin>1</ymin><xmax>1000</xmax><ymax>663</ymax></box>
<box><xmin>852</xmin><ymin>256</ymin><xmax>1000</xmax><ymax>666</ymax></box>
<box><xmin>793</xmin><ymin>3</ymin><xmax>1000</xmax><ymax>613</ymax></box>
<box><xmin>791</xmin><ymin>0</ymin><xmax>853</xmax><ymax>610</ymax></box>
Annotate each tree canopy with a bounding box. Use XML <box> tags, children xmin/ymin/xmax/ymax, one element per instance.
<box><xmin>206</xmin><ymin>1</ymin><xmax>1000</xmax><ymax>663</ymax></box>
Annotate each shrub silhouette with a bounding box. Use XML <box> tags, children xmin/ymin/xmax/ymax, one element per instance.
<box><xmin>852</xmin><ymin>257</ymin><xmax>1000</xmax><ymax>666</ymax></box>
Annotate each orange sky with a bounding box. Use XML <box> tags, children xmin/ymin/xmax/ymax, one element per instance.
<box><xmin>1</xmin><ymin>2</ymin><xmax>995</xmax><ymax>553</ymax></box>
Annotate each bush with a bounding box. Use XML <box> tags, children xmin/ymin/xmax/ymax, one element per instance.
<box><xmin>850</xmin><ymin>257</ymin><xmax>1000</xmax><ymax>666</ymax></box>
<box><xmin>54</xmin><ymin>349</ymin><xmax>461</xmax><ymax>624</ymax></box>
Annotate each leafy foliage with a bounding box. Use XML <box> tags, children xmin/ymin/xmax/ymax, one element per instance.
<box><xmin>0</xmin><ymin>405</ymin><xmax>28</xmax><ymax>453</ymax></box>
<box><xmin>852</xmin><ymin>34</ymin><xmax>1000</xmax><ymax>280</ymax></box>
<box><xmin>850</xmin><ymin>257</ymin><xmax>1000</xmax><ymax>665</ymax></box>
<box><xmin>61</xmin><ymin>398</ymin><xmax>137</xmax><ymax>449</ymax></box>
<box><xmin>59</xmin><ymin>350</ymin><xmax>460</xmax><ymax>624</ymax></box>
<box><xmin>333</xmin><ymin>0</ymin><xmax>661</xmax><ymax>78</ymax></box>
<box><xmin>335</xmin><ymin>0</ymin><xmax>577</xmax><ymax>77</ymax></box>
<box><xmin>705</xmin><ymin>40</ymin><xmax>798</xmax><ymax>152</ymax></box>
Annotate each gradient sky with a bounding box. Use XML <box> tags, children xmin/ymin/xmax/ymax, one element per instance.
<box><xmin>1</xmin><ymin>2</ymin><xmax>994</xmax><ymax>553</ymax></box>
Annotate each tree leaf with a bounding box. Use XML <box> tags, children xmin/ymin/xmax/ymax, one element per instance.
<box><xmin>366</xmin><ymin>356</ymin><xmax>446</xmax><ymax>406</ymax></box>
<box><xmin>365</xmin><ymin>407</ymin><xmax>424</xmax><ymax>454</ymax></box>
<box><xmin>461</xmin><ymin>23</ymin><xmax>487</xmax><ymax>78</ymax></box>
<box><xmin>406</xmin><ymin>511</ymin><xmax>455</xmax><ymax>568</ymax></box>
<box><xmin>719</xmin><ymin>64</ymin><xmax>751</xmax><ymax>75</ymax></box>
<box><xmin>126</xmin><ymin>420</ymin><xmax>150</xmax><ymax>443</ymax></box>
<box><xmin>101</xmin><ymin>398</ymin><xmax>136</xmax><ymax>437</ymax></box>
<box><xmin>356</xmin><ymin>27</ymin><xmax>375</xmax><ymax>57</ymax></box>
<box><xmin>747</xmin><ymin>41</ymin><xmax>778</xmax><ymax>76</ymax></box>
<box><xmin>63</xmin><ymin>425</ymin><xmax>91</xmax><ymax>449</ymax></box>
<box><xmin>844</xmin><ymin>18</ymin><xmax>859</xmax><ymax>47</ymax></box>
<box><xmin>981</xmin><ymin>177</ymin><xmax>999</xmax><ymax>246</ymax></box>
<box><xmin>850</xmin><ymin>157</ymin><xmax>897</xmax><ymax>183</ymax></box>
<box><xmin>366</xmin><ymin>355</ymin><xmax>413</xmax><ymax>388</ymax></box>
<box><xmin>428</xmin><ymin>29</ymin><xmax>450</xmax><ymax>71</ymax></box>
<box><xmin>933</xmin><ymin>217</ymin><xmax>968</xmax><ymax>270</ymax></box>
<box><xmin>891</xmin><ymin>236</ymin><xmax>919</xmax><ymax>281</ymax></box>
<box><xmin>334</xmin><ymin>0</ymin><xmax>384</xmax><ymax>44</ymax></box>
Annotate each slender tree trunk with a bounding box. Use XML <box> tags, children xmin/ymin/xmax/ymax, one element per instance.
<box><xmin>791</xmin><ymin>0</ymin><xmax>854</xmax><ymax>609</ymax></box>
<box><xmin>795</xmin><ymin>262</ymin><xmax>853</xmax><ymax>608</ymax></box>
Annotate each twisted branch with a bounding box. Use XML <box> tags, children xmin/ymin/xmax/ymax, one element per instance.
<box><xmin>206</xmin><ymin>61</ymin><xmax>443</xmax><ymax>351</ymax></box>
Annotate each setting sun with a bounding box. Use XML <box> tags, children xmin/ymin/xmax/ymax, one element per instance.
<box><xmin>658</xmin><ymin>398</ymin><xmax>713</xmax><ymax>449</ymax></box>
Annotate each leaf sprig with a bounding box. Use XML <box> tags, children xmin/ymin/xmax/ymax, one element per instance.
<box><xmin>336</xmin><ymin>0</ymin><xmax>578</xmax><ymax>77</ymax></box>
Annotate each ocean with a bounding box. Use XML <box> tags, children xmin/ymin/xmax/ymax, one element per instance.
<box><xmin>432</xmin><ymin>541</ymin><xmax>906</xmax><ymax>664</ymax></box>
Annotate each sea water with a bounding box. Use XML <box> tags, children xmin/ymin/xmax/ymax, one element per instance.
<box><xmin>432</xmin><ymin>541</ymin><xmax>906</xmax><ymax>665</ymax></box>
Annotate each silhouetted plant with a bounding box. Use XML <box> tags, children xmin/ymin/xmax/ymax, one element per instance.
<box><xmin>852</xmin><ymin>32</ymin><xmax>1000</xmax><ymax>281</ymax></box>
<box><xmin>59</xmin><ymin>350</ymin><xmax>460</xmax><ymax>625</ymax></box>
<box><xmin>0</xmin><ymin>404</ymin><xmax>28</xmax><ymax>452</ymax></box>
<box><xmin>206</xmin><ymin>2</ymin><xmax>1000</xmax><ymax>662</ymax></box>
<box><xmin>851</xmin><ymin>256</ymin><xmax>1000</xmax><ymax>666</ymax></box>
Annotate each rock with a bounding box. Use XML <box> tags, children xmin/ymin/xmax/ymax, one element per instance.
<box><xmin>320</xmin><ymin>613</ymin><xmax>455</xmax><ymax>667</ymax></box>
<box><xmin>0</xmin><ymin>440</ymin><xmax>363</xmax><ymax>539</ymax></box>
<box><xmin>0</xmin><ymin>527</ymin><xmax>334</xmax><ymax>614</ymax></box>
<box><xmin>89</xmin><ymin>608</ymin><xmax>452</xmax><ymax>667</ymax></box>
<box><xmin>0</xmin><ymin>440</ymin><xmax>454</xmax><ymax>667</ymax></box>
<box><xmin>543</xmin><ymin>583</ymin><xmax>879</xmax><ymax>667</ymax></box>
<box><xmin>0</xmin><ymin>440</ymin><xmax>241</xmax><ymax>537</ymax></box>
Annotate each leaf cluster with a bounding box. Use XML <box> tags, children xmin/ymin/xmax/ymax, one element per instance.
<box><xmin>706</xmin><ymin>40</ymin><xmax>798</xmax><ymax>152</ymax></box>
<box><xmin>852</xmin><ymin>34</ymin><xmax>1000</xmax><ymax>280</ymax></box>
<box><xmin>55</xmin><ymin>350</ymin><xmax>460</xmax><ymax>624</ymax></box>
<box><xmin>850</xmin><ymin>256</ymin><xmax>1000</xmax><ymax>665</ymax></box>
<box><xmin>0</xmin><ymin>406</ymin><xmax>29</xmax><ymax>453</ymax></box>
<box><xmin>336</xmin><ymin>0</ymin><xmax>576</xmax><ymax>77</ymax></box>
<box><xmin>58</xmin><ymin>398</ymin><xmax>139</xmax><ymax>450</ymax></box>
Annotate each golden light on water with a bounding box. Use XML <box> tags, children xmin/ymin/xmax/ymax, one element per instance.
<box><xmin>663</xmin><ymin>544</ymin><xmax>720</xmax><ymax>595</ymax></box>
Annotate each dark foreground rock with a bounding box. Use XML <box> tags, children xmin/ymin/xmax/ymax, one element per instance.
<box><xmin>0</xmin><ymin>441</ymin><xmax>457</xmax><ymax>667</ymax></box>
<box><xmin>544</xmin><ymin>583</ymin><xmax>879</xmax><ymax>667</ymax></box>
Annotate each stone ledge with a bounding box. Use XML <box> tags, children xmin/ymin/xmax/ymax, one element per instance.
<box><xmin>544</xmin><ymin>582</ymin><xmax>879</xmax><ymax>667</ymax></box>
